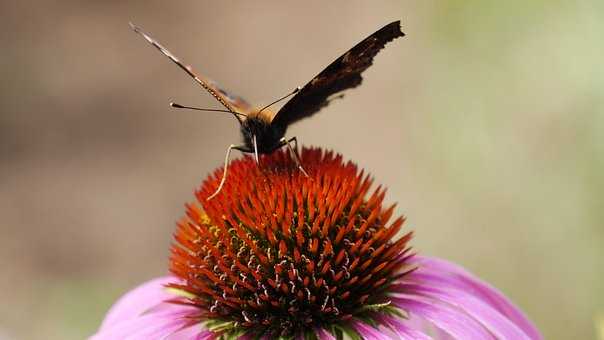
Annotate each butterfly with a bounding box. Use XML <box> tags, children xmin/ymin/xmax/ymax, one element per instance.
<box><xmin>130</xmin><ymin>21</ymin><xmax>404</xmax><ymax>199</ymax></box>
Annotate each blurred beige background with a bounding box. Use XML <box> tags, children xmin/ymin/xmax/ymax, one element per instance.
<box><xmin>1</xmin><ymin>1</ymin><xmax>602</xmax><ymax>339</ymax></box>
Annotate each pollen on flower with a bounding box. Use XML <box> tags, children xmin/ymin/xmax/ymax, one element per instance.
<box><xmin>168</xmin><ymin>148</ymin><xmax>414</xmax><ymax>337</ymax></box>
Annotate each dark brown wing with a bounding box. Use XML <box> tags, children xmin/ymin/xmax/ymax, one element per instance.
<box><xmin>270</xmin><ymin>21</ymin><xmax>404</xmax><ymax>129</ymax></box>
<box><xmin>130</xmin><ymin>23</ymin><xmax>253</xmax><ymax>114</ymax></box>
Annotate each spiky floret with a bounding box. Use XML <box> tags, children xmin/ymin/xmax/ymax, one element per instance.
<box><xmin>168</xmin><ymin>148</ymin><xmax>414</xmax><ymax>338</ymax></box>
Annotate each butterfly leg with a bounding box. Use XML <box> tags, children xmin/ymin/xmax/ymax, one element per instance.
<box><xmin>290</xmin><ymin>135</ymin><xmax>299</xmax><ymax>151</ymax></box>
<box><xmin>207</xmin><ymin>143</ymin><xmax>249</xmax><ymax>200</ymax></box>
<box><xmin>252</xmin><ymin>135</ymin><xmax>260</xmax><ymax>164</ymax></box>
<box><xmin>281</xmin><ymin>137</ymin><xmax>309</xmax><ymax>177</ymax></box>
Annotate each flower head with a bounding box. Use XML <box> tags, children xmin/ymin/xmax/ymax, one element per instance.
<box><xmin>91</xmin><ymin>148</ymin><xmax>541</xmax><ymax>339</ymax></box>
<box><xmin>170</xmin><ymin>148</ymin><xmax>413</xmax><ymax>337</ymax></box>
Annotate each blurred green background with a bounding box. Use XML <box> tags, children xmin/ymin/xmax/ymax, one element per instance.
<box><xmin>0</xmin><ymin>1</ymin><xmax>602</xmax><ymax>339</ymax></box>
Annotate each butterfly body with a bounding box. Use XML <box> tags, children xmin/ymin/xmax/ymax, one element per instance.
<box><xmin>240</xmin><ymin>112</ymin><xmax>284</xmax><ymax>154</ymax></box>
<box><xmin>130</xmin><ymin>21</ymin><xmax>404</xmax><ymax>198</ymax></box>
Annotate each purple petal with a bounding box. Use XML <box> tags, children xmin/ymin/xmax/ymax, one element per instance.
<box><xmin>391</xmin><ymin>293</ymin><xmax>494</xmax><ymax>339</ymax></box>
<box><xmin>393</xmin><ymin>281</ymin><xmax>531</xmax><ymax>339</ymax></box>
<box><xmin>98</xmin><ymin>276</ymin><xmax>179</xmax><ymax>331</ymax></box>
<box><xmin>351</xmin><ymin>321</ymin><xmax>394</xmax><ymax>340</ymax></box>
<box><xmin>373</xmin><ymin>314</ymin><xmax>431</xmax><ymax>340</ymax></box>
<box><xmin>407</xmin><ymin>256</ymin><xmax>541</xmax><ymax>339</ymax></box>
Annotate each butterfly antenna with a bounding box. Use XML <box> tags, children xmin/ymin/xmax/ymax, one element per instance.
<box><xmin>170</xmin><ymin>102</ymin><xmax>247</xmax><ymax>119</ymax></box>
<box><xmin>257</xmin><ymin>86</ymin><xmax>301</xmax><ymax>114</ymax></box>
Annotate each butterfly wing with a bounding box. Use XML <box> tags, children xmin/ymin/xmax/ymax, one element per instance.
<box><xmin>270</xmin><ymin>21</ymin><xmax>404</xmax><ymax>129</ymax></box>
<box><xmin>130</xmin><ymin>23</ymin><xmax>253</xmax><ymax>114</ymax></box>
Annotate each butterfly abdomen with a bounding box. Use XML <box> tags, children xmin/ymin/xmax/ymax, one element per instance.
<box><xmin>241</xmin><ymin>113</ymin><xmax>286</xmax><ymax>154</ymax></box>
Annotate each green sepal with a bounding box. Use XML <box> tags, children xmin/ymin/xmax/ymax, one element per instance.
<box><xmin>330</xmin><ymin>323</ymin><xmax>362</xmax><ymax>340</ymax></box>
<box><xmin>354</xmin><ymin>300</ymin><xmax>392</xmax><ymax>314</ymax></box>
<box><xmin>381</xmin><ymin>305</ymin><xmax>408</xmax><ymax>319</ymax></box>
<box><xmin>164</xmin><ymin>287</ymin><xmax>196</xmax><ymax>299</ymax></box>
<box><xmin>219</xmin><ymin>327</ymin><xmax>247</xmax><ymax>340</ymax></box>
<box><xmin>203</xmin><ymin>319</ymin><xmax>238</xmax><ymax>333</ymax></box>
<box><xmin>304</xmin><ymin>328</ymin><xmax>320</xmax><ymax>340</ymax></box>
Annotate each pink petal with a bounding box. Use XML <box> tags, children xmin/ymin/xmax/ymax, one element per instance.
<box><xmin>90</xmin><ymin>306</ymin><xmax>195</xmax><ymax>340</ymax></box>
<box><xmin>90</xmin><ymin>276</ymin><xmax>212</xmax><ymax>340</ymax></box>
<box><xmin>373</xmin><ymin>314</ymin><xmax>431</xmax><ymax>340</ymax></box>
<box><xmin>166</xmin><ymin>324</ymin><xmax>213</xmax><ymax>340</ymax></box>
<box><xmin>197</xmin><ymin>330</ymin><xmax>219</xmax><ymax>340</ymax></box>
<box><xmin>351</xmin><ymin>321</ymin><xmax>394</xmax><ymax>340</ymax></box>
<box><xmin>408</xmin><ymin>256</ymin><xmax>541</xmax><ymax>339</ymax></box>
<box><xmin>315</xmin><ymin>327</ymin><xmax>336</xmax><ymax>340</ymax></box>
<box><xmin>391</xmin><ymin>294</ymin><xmax>494</xmax><ymax>339</ymax></box>
<box><xmin>394</xmin><ymin>282</ymin><xmax>531</xmax><ymax>339</ymax></box>
<box><xmin>99</xmin><ymin>276</ymin><xmax>179</xmax><ymax>331</ymax></box>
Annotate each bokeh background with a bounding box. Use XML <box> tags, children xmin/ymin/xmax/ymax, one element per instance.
<box><xmin>1</xmin><ymin>1</ymin><xmax>602</xmax><ymax>339</ymax></box>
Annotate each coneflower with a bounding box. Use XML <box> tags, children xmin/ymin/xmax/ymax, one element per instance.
<box><xmin>91</xmin><ymin>148</ymin><xmax>541</xmax><ymax>339</ymax></box>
